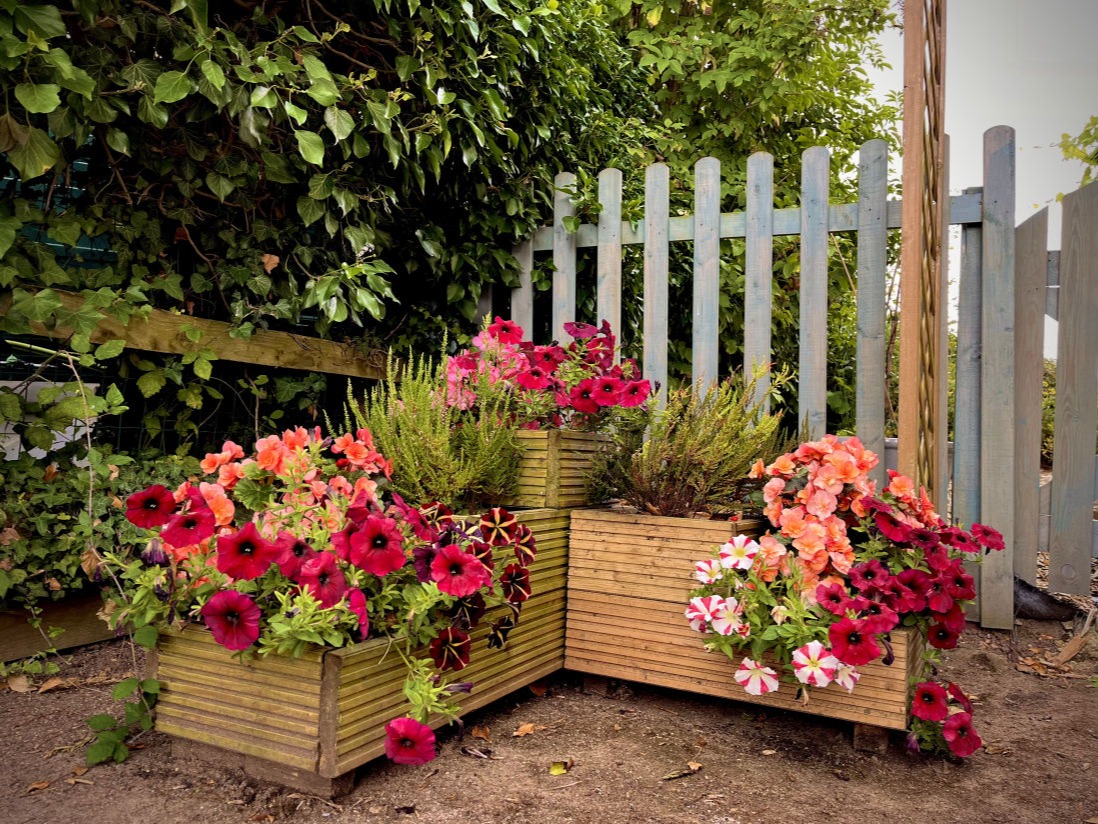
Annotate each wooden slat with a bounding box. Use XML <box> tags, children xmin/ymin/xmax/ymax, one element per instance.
<box><xmin>954</xmin><ymin>188</ymin><xmax>984</xmax><ymax>619</ymax></box>
<box><xmin>552</xmin><ymin>171</ymin><xmax>577</xmax><ymax>341</ymax></box>
<box><xmin>692</xmin><ymin>157</ymin><xmax>721</xmax><ymax>390</ymax></box>
<box><xmin>745</xmin><ymin>152</ymin><xmax>774</xmax><ymax>409</ymax></box>
<box><xmin>1045</xmin><ymin>251</ymin><xmax>1060</xmax><ymax>320</ymax></box>
<box><xmin>597</xmin><ymin>168</ymin><xmax>623</xmax><ymax>343</ymax></box>
<box><xmin>979</xmin><ymin>125</ymin><xmax>1017</xmax><ymax>626</ymax></box>
<box><xmin>510</xmin><ymin>238</ymin><xmax>534</xmax><ymax>336</ymax></box>
<box><xmin>799</xmin><ymin>146</ymin><xmax>830</xmax><ymax>439</ymax></box>
<box><xmin>855</xmin><ymin>139</ymin><xmax>889</xmax><ymax>488</ymax></box>
<box><xmin>936</xmin><ymin>135</ymin><xmax>951</xmax><ymax>513</ymax></box>
<box><xmin>1013</xmin><ymin>209</ymin><xmax>1049</xmax><ymax>584</ymax></box>
<box><xmin>528</xmin><ymin>193</ymin><xmax>984</xmax><ymax>251</ymax></box>
<box><xmin>643</xmin><ymin>163</ymin><xmax>670</xmax><ymax>409</ymax></box>
<box><xmin>23</xmin><ymin>290</ymin><xmax>386</xmax><ymax>380</ymax></box>
<box><xmin>1049</xmin><ymin>181</ymin><xmax>1098</xmax><ymax>594</ymax></box>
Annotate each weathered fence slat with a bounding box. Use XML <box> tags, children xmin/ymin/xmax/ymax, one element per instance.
<box><xmin>954</xmin><ymin>187</ymin><xmax>984</xmax><ymax>620</ymax></box>
<box><xmin>1013</xmin><ymin>209</ymin><xmax>1049</xmax><ymax>585</ymax></box>
<box><xmin>745</xmin><ymin>152</ymin><xmax>775</xmax><ymax>409</ymax></box>
<box><xmin>1048</xmin><ymin>181</ymin><xmax>1098</xmax><ymax>595</ymax></box>
<box><xmin>979</xmin><ymin>125</ymin><xmax>1017</xmax><ymax>629</ymax></box>
<box><xmin>597</xmin><ymin>168</ymin><xmax>623</xmax><ymax>344</ymax></box>
<box><xmin>692</xmin><ymin>158</ymin><xmax>721</xmax><ymax>391</ymax></box>
<box><xmin>643</xmin><ymin>163</ymin><xmax>670</xmax><ymax>409</ymax></box>
<box><xmin>855</xmin><ymin>140</ymin><xmax>888</xmax><ymax>489</ymax></box>
<box><xmin>936</xmin><ymin>136</ymin><xmax>952</xmax><ymax>513</ymax></box>
<box><xmin>510</xmin><ymin>239</ymin><xmax>534</xmax><ymax>335</ymax></box>
<box><xmin>552</xmin><ymin>172</ymin><xmax>577</xmax><ymax>341</ymax></box>
<box><xmin>799</xmin><ymin>146</ymin><xmax>830</xmax><ymax>439</ymax></box>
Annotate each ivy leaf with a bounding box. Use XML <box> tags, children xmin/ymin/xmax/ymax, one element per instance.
<box><xmin>14</xmin><ymin>83</ymin><xmax>61</xmax><ymax>114</ymax></box>
<box><xmin>205</xmin><ymin>172</ymin><xmax>235</xmax><ymax>201</ymax></box>
<box><xmin>296</xmin><ymin>196</ymin><xmax>325</xmax><ymax>227</ymax></box>
<box><xmin>199</xmin><ymin>58</ymin><xmax>225</xmax><ymax>91</ymax></box>
<box><xmin>105</xmin><ymin>128</ymin><xmax>130</xmax><ymax>156</ymax></box>
<box><xmin>94</xmin><ymin>339</ymin><xmax>126</xmax><ymax>360</ymax></box>
<box><xmin>153</xmin><ymin>71</ymin><xmax>193</xmax><ymax>104</ymax></box>
<box><xmin>294</xmin><ymin>130</ymin><xmax>325</xmax><ymax>165</ymax></box>
<box><xmin>13</xmin><ymin>5</ymin><xmax>66</xmax><ymax>39</ymax></box>
<box><xmin>0</xmin><ymin>215</ymin><xmax>21</xmax><ymax>258</ymax></box>
<box><xmin>6</xmin><ymin>127</ymin><xmax>60</xmax><ymax>181</ymax></box>
<box><xmin>324</xmin><ymin>107</ymin><xmax>354</xmax><ymax>142</ymax></box>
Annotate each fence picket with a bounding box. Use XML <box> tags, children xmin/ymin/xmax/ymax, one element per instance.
<box><xmin>745</xmin><ymin>152</ymin><xmax>775</xmax><ymax>409</ymax></box>
<box><xmin>799</xmin><ymin>147</ymin><xmax>829</xmax><ymax>439</ymax></box>
<box><xmin>693</xmin><ymin>158</ymin><xmax>721</xmax><ymax>390</ymax></box>
<box><xmin>979</xmin><ymin>125</ymin><xmax>1017</xmax><ymax>629</ymax></box>
<box><xmin>552</xmin><ymin>172</ymin><xmax>577</xmax><ymax>341</ymax></box>
<box><xmin>855</xmin><ymin>139</ymin><xmax>888</xmax><ymax>488</ymax></box>
<box><xmin>511</xmin><ymin>239</ymin><xmax>534</xmax><ymax>335</ymax></box>
<box><xmin>597</xmin><ymin>168</ymin><xmax>623</xmax><ymax>345</ymax></box>
<box><xmin>643</xmin><ymin>164</ymin><xmax>670</xmax><ymax>409</ymax></box>
<box><xmin>937</xmin><ymin>136</ymin><xmax>952</xmax><ymax>513</ymax></box>
<box><xmin>1013</xmin><ymin>209</ymin><xmax>1048</xmax><ymax>584</ymax></box>
<box><xmin>1048</xmin><ymin>181</ymin><xmax>1098</xmax><ymax>594</ymax></box>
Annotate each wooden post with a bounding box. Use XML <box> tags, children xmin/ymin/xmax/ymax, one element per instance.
<box><xmin>799</xmin><ymin>146</ymin><xmax>829</xmax><ymax>439</ymax></box>
<box><xmin>744</xmin><ymin>152</ymin><xmax>774</xmax><ymax>410</ymax></box>
<box><xmin>597</xmin><ymin>168</ymin><xmax>623</xmax><ymax>347</ymax></box>
<box><xmin>692</xmin><ymin>157</ymin><xmax>721</xmax><ymax>391</ymax></box>
<box><xmin>979</xmin><ymin>125</ymin><xmax>1017</xmax><ymax>628</ymax></box>
<box><xmin>511</xmin><ymin>239</ymin><xmax>534</xmax><ymax>335</ymax></box>
<box><xmin>552</xmin><ymin>171</ymin><xmax>577</xmax><ymax>341</ymax></box>
<box><xmin>643</xmin><ymin>163</ymin><xmax>670</xmax><ymax>409</ymax></box>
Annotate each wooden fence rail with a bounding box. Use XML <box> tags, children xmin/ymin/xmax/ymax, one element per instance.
<box><xmin>511</xmin><ymin>129</ymin><xmax>1098</xmax><ymax>628</ymax></box>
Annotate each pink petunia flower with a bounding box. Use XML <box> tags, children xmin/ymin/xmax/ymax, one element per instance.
<box><xmin>828</xmin><ymin>617</ymin><xmax>881</xmax><ymax>666</ymax></box>
<box><xmin>297</xmin><ymin>552</ymin><xmax>348</xmax><ymax>608</ymax></box>
<box><xmin>348</xmin><ymin>515</ymin><xmax>406</xmax><ymax>577</ymax></box>
<box><xmin>942</xmin><ymin>712</ymin><xmax>983</xmax><ymax>757</ymax></box>
<box><xmin>216</xmin><ymin>522</ymin><xmax>280</xmax><ymax>581</ymax></box>
<box><xmin>684</xmin><ymin>595</ymin><xmax>725</xmax><ymax>633</ymax></box>
<box><xmin>384</xmin><ymin>717</ymin><xmax>437</xmax><ymax>765</ymax></box>
<box><xmin>430</xmin><ymin>545</ymin><xmax>491</xmax><ymax>597</ymax></box>
<box><xmin>734</xmin><ymin>658</ymin><xmax>780</xmax><ymax>696</ymax></box>
<box><xmin>125</xmin><ymin>485</ymin><xmax>177</xmax><ymax>529</ymax></box>
<box><xmin>201</xmin><ymin>590</ymin><xmax>261</xmax><ymax>651</ymax></box>
<box><xmin>161</xmin><ymin>508</ymin><xmax>216</xmax><ymax>550</ymax></box>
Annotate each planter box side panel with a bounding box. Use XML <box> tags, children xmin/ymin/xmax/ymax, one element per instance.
<box><xmin>0</xmin><ymin>592</ymin><xmax>115</xmax><ymax>662</ymax></box>
<box><xmin>152</xmin><ymin>628</ymin><xmax>326</xmax><ymax>771</ymax></box>
<box><xmin>506</xmin><ymin>431</ymin><xmax>607</xmax><ymax>509</ymax></box>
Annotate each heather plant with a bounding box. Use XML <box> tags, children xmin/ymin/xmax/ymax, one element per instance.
<box><xmin>100</xmin><ymin>427</ymin><xmax>539</xmax><ymax>767</ymax></box>
<box><xmin>687</xmin><ymin>435</ymin><xmax>1004</xmax><ymax>758</ymax></box>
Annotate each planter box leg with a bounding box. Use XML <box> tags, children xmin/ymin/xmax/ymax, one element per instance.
<box><xmin>852</xmin><ymin>723</ymin><xmax>891</xmax><ymax>754</ymax></box>
<box><xmin>170</xmin><ymin>739</ymin><xmax>355</xmax><ymax>799</ymax></box>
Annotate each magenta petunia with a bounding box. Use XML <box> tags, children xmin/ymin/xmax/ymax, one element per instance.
<box><xmin>947</xmin><ymin>681</ymin><xmax>974</xmax><ymax>713</ymax></box>
<box><xmin>528</xmin><ymin>345</ymin><xmax>566</xmax><ymax>373</ymax></box>
<box><xmin>816</xmin><ymin>582</ymin><xmax>852</xmax><ymax>615</ymax></box>
<box><xmin>569</xmin><ymin>379</ymin><xmax>600</xmax><ymax>415</ymax></box>
<box><xmin>273</xmin><ymin>531</ymin><xmax>318</xmax><ymax>579</ymax></box>
<box><xmin>347</xmin><ymin>587</ymin><xmax>369</xmax><ymax>638</ymax></box>
<box><xmin>384</xmin><ymin>717</ymin><xmax>437</xmax><ymax>765</ymax></box>
<box><xmin>942</xmin><ymin>561</ymin><xmax>976</xmax><ymax>601</ymax></box>
<box><xmin>516</xmin><ymin>366</ymin><xmax>554</xmax><ymax>390</ymax></box>
<box><xmin>618</xmin><ymin>379</ymin><xmax>651</xmax><ymax>408</ymax></box>
<box><xmin>487</xmin><ymin>316</ymin><xmax>523</xmax><ymax>344</ymax></box>
<box><xmin>828</xmin><ymin>617</ymin><xmax>882</xmax><ymax>666</ymax></box>
<box><xmin>934</xmin><ymin>602</ymin><xmax>968</xmax><ymax>634</ymax></box>
<box><xmin>939</xmin><ymin>526</ymin><xmax>980</xmax><ymax>553</ymax></box>
<box><xmin>297</xmin><ymin>552</ymin><xmax>348</xmax><ymax>608</ymax></box>
<box><xmin>348</xmin><ymin>515</ymin><xmax>406</xmax><ymax>576</ymax></box>
<box><xmin>592</xmin><ymin>376</ymin><xmax>624</xmax><ymax>407</ymax></box>
<box><xmin>897</xmin><ymin>568</ymin><xmax>931</xmax><ymax>612</ymax></box>
<box><xmin>849</xmin><ymin>559</ymin><xmax>889</xmax><ymax>594</ymax></box>
<box><xmin>925</xmin><ymin>575</ymin><xmax>956</xmax><ymax>614</ymax></box>
<box><xmin>942</xmin><ymin>712</ymin><xmax>983</xmax><ymax>757</ymax></box>
<box><xmin>563</xmin><ymin>321</ymin><xmax>599</xmax><ymax>340</ymax></box>
<box><xmin>216</xmin><ymin>522</ymin><xmax>280</xmax><ymax>580</ymax></box>
<box><xmin>911</xmin><ymin>681</ymin><xmax>949</xmax><ymax>721</ymax></box>
<box><xmin>430</xmin><ymin>545</ymin><xmax>491</xmax><ymax>597</ymax></box>
<box><xmin>201</xmin><ymin>590</ymin><xmax>261</xmax><ymax>651</ymax></box>
<box><xmin>927</xmin><ymin>622</ymin><xmax>961</xmax><ymax>650</ymax></box>
<box><xmin>428</xmin><ymin>626</ymin><xmax>471</xmax><ymax>671</ymax></box>
<box><xmin>874</xmin><ymin>511</ymin><xmax>913</xmax><ymax>543</ymax></box>
<box><xmin>125</xmin><ymin>485</ymin><xmax>177</xmax><ymax>529</ymax></box>
<box><xmin>971</xmin><ymin>523</ymin><xmax>1005</xmax><ymax>550</ymax></box>
<box><xmin>856</xmin><ymin>599</ymin><xmax>899</xmax><ymax>634</ymax></box>
<box><xmin>161</xmin><ymin>508</ymin><xmax>216</xmax><ymax>549</ymax></box>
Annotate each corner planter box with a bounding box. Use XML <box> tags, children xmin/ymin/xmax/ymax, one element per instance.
<box><xmin>566</xmin><ymin>509</ymin><xmax>923</xmax><ymax>734</ymax></box>
<box><xmin>1</xmin><ymin>591</ymin><xmax>114</xmax><ymax>662</ymax></box>
<box><xmin>149</xmin><ymin>508</ymin><xmax>570</xmax><ymax>797</ymax></box>
<box><xmin>502</xmin><ymin>430</ymin><xmax>607</xmax><ymax>509</ymax></box>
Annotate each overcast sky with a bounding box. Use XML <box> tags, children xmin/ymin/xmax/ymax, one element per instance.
<box><xmin>865</xmin><ymin>0</ymin><xmax>1098</xmax><ymax>356</ymax></box>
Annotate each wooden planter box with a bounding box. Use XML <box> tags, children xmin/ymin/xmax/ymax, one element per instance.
<box><xmin>566</xmin><ymin>510</ymin><xmax>923</xmax><ymax>734</ymax></box>
<box><xmin>502</xmin><ymin>430</ymin><xmax>607</xmax><ymax>509</ymax></box>
<box><xmin>149</xmin><ymin>508</ymin><xmax>570</xmax><ymax>796</ymax></box>
<box><xmin>1</xmin><ymin>591</ymin><xmax>114</xmax><ymax>663</ymax></box>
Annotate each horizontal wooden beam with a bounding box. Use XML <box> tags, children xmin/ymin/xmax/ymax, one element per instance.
<box><xmin>530</xmin><ymin>192</ymin><xmax>983</xmax><ymax>252</ymax></box>
<box><xmin>5</xmin><ymin>290</ymin><xmax>386</xmax><ymax>380</ymax></box>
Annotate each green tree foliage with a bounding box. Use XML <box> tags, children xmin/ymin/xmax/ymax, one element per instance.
<box><xmin>1061</xmin><ymin>115</ymin><xmax>1098</xmax><ymax>188</ymax></box>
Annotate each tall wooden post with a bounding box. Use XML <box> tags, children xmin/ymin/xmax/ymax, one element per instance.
<box><xmin>898</xmin><ymin>0</ymin><xmax>948</xmax><ymax>503</ymax></box>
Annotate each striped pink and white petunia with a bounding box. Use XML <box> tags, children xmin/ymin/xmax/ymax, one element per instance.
<box><xmin>791</xmin><ymin>640</ymin><xmax>839</xmax><ymax>687</ymax></box>
<box><xmin>832</xmin><ymin>662</ymin><xmax>861</xmax><ymax>693</ymax></box>
<box><xmin>734</xmin><ymin>658</ymin><xmax>780</xmax><ymax>696</ymax></box>
<box><xmin>694</xmin><ymin>558</ymin><xmax>724</xmax><ymax>584</ymax></box>
<box><xmin>685</xmin><ymin>595</ymin><xmax>726</xmax><ymax>633</ymax></box>
<box><xmin>709</xmin><ymin>596</ymin><xmax>745</xmax><ymax>636</ymax></box>
<box><xmin>719</xmin><ymin>535</ymin><xmax>760</xmax><ymax>571</ymax></box>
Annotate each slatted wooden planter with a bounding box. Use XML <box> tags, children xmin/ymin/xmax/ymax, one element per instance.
<box><xmin>1</xmin><ymin>591</ymin><xmax>114</xmax><ymax>662</ymax></box>
<box><xmin>566</xmin><ymin>509</ymin><xmax>923</xmax><ymax>735</ymax></box>
<box><xmin>149</xmin><ymin>508</ymin><xmax>570</xmax><ymax>796</ymax></box>
<box><xmin>502</xmin><ymin>430</ymin><xmax>607</xmax><ymax>509</ymax></box>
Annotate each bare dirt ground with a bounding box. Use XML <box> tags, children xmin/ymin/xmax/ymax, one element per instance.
<box><xmin>2</xmin><ymin>617</ymin><xmax>1097</xmax><ymax>824</ymax></box>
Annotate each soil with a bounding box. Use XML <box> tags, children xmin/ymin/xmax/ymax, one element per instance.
<box><xmin>2</xmin><ymin>618</ymin><xmax>1097</xmax><ymax>824</ymax></box>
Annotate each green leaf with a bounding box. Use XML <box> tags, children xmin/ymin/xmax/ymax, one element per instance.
<box><xmin>199</xmin><ymin>58</ymin><xmax>225</xmax><ymax>91</ymax></box>
<box><xmin>136</xmin><ymin>370</ymin><xmax>167</xmax><ymax>398</ymax></box>
<box><xmin>283</xmin><ymin>100</ymin><xmax>308</xmax><ymax>126</ymax></box>
<box><xmin>7</xmin><ymin>127</ymin><xmax>59</xmax><ymax>181</ymax></box>
<box><xmin>306</xmin><ymin>78</ymin><xmax>340</xmax><ymax>107</ymax></box>
<box><xmin>140</xmin><ymin>678</ymin><xmax>161</xmax><ymax>694</ymax></box>
<box><xmin>193</xmin><ymin>357</ymin><xmax>212</xmax><ymax>381</ymax></box>
<box><xmin>295</xmin><ymin>130</ymin><xmax>325</xmax><ymax>165</ymax></box>
<box><xmin>0</xmin><ymin>391</ymin><xmax>21</xmax><ymax>424</ymax></box>
<box><xmin>296</xmin><ymin>196</ymin><xmax>325</xmax><ymax>227</ymax></box>
<box><xmin>105</xmin><ymin>384</ymin><xmax>125</xmax><ymax>406</ymax></box>
<box><xmin>111</xmin><ymin>677</ymin><xmax>140</xmax><ymax>701</ymax></box>
<box><xmin>85</xmin><ymin>739</ymin><xmax>116</xmax><ymax>766</ymax></box>
<box><xmin>14</xmin><ymin>83</ymin><xmax>61</xmax><ymax>114</ymax></box>
<box><xmin>14</xmin><ymin>5</ymin><xmax>66</xmax><ymax>39</ymax></box>
<box><xmin>87</xmin><ymin>714</ymin><xmax>118</xmax><ymax>732</ymax></box>
<box><xmin>324</xmin><ymin>107</ymin><xmax>354</xmax><ymax>142</ymax></box>
<box><xmin>205</xmin><ymin>172</ymin><xmax>235</xmax><ymax>201</ymax></box>
<box><xmin>94</xmin><ymin>339</ymin><xmax>126</xmax><ymax>360</ymax></box>
<box><xmin>132</xmin><ymin>625</ymin><xmax>159</xmax><ymax>650</ymax></box>
<box><xmin>105</xmin><ymin>128</ymin><xmax>130</xmax><ymax>156</ymax></box>
<box><xmin>0</xmin><ymin>215</ymin><xmax>21</xmax><ymax>258</ymax></box>
<box><xmin>153</xmin><ymin>71</ymin><xmax>193</xmax><ymax>104</ymax></box>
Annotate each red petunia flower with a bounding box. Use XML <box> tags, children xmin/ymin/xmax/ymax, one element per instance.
<box><xmin>273</xmin><ymin>531</ymin><xmax>318</xmax><ymax>579</ymax></box>
<box><xmin>347</xmin><ymin>587</ymin><xmax>369</xmax><ymax>638</ymax></box>
<box><xmin>592</xmin><ymin>376</ymin><xmax>624</xmax><ymax>407</ymax></box>
<box><xmin>874</xmin><ymin>511</ymin><xmax>913</xmax><ymax>543</ymax></box>
<box><xmin>927</xmin><ymin>622</ymin><xmax>961</xmax><ymax>650</ymax></box>
<box><xmin>897</xmin><ymin>568</ymin><xmax>931</xmax><ymax>612</ymax></box>
<box><xmin>563</xmin><ymin>321</ymin><xmax>599</xmax><ymax>340</ymax></box>
<box><xmin>428</xmin><ymin>627</ymin><xmax>471</xmax><ymax>671</ymax></box>
<box><xmin>469</xmin><ymin>540</ymin><xmax>495</xmax><ymax>572</ymax></box>
<box><xmin>971</xmin><ymin>523</ymin><xmax>1004</xmax><ymax>550</ymax></box>
<box><xmin>856</xmin><ymin>599</ymin><xmax>899</xmax><ymax>634</ymax></box>
<box><xmin>947</xmin><ymin>681</ymin><xmax>974</xmax><ymax>713</ymax></box>
<box><xmin>934</xmin><ymin>602</ymin><xmax>968</xmax><ymax>634</ymax></box>
<box><xmin>816</xmin><ymin>582</ymin><xmax>852</xmax><ymax>615</ymax></box>
<box><xmin>942</xmin><ymin>712</ymin><xmax>983</xmax><ymax>757</ymax></box>
<box><xmin>125</xmin><ymin>485</ymin><xmax>177</xmax><ymax>529</ymax></box>
<box><xmin>384</xmin><ymin>717</ymin><xmax>437</xmax><ymax>765</ymax></box>
<box><xmin>201</xmin><ymin>590</ymin><xmax>261</xmax><ymax>651</ymax></box>
<box><xmin>849</xmin><ymin>559</ymin><xmax>889</xmax><ymax>594</ymax></box>
<box><xmin>348</xmin><ymin>515</ymin><xmax>406</xmax><ymax>576</ymax></box>
<box><xmin>911</xmin><ymin>681</ymin><xmax>949</xmax><ymax>721</ymax></box>
<box><xmin>216</xmin><ymin>522</ymin><xmax>280</xmax><ymax>581</ymax></box>
<box><xmin>828</xmin><ymin>617</ymin><xmax>881</xmax><ymax>666</ymax></box>
<box><xmin>161</xmin><ymin>508</ymin><xmax>216</xmax><ymax>550</ymax></box>
<box><xmin>512</xmin><ymin>524</ymin><xmax>537</xmax><ymax>567</ymax></box>
<box><xmin>487</xmin><ymin>316</ymin><xmax>523</xmax><ymax>344</ymax></box>
<box><xmin>528</xmin><ymin>345</ymin><xmax>566</xmax><ymax>373</ymax></box>
<box><xmin>925</xmin><ymin>575</ymin><xmax>956</xmax><ymax>614</ymax></box>
<box><xmin>516</xmin><ymin>366</ymin><xmax>554</xmax><ymax>391</ymax></box>
<box><xmin>569</xmin><ymin>379</ymin><xmax>600</xmax><ymax>415</ymax></box>
<box><xmin>939</xmin><ymin>526</ymin><xmax>980</xmax><ymax>553</ymax></box>
<box><xmin>297</xmin><ymin>552</ymin><xmax>348</xmax><ymax>607</ymax></box>
<box><xmin>942</xmin><ymin>561</ymin><xmax>976</xmax><ymax>600</ymax></box>
<box><xmin>479</xmin><ymin>507</ymin><xmax>518</xmax><ymax>547</ymax></box>
<box><xmin>430</xmin><ymin>545</ymin><xmax>491</xmax><ymax>597</ymax></box>
<box><xmin>500</xmin><ymin>563</ymin><xmax>532</xmax><ymax>604</ymax></box>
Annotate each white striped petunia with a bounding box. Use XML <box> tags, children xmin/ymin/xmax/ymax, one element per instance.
<box><xmin>685</xmin><ymin>595</ymin><xmax>726</xmax><ymax>633</ymax></box>
<box><xmin>719</xmin><ymin>535</ymin><xmax>760</xmax><ymax>571</ymax></box>
<box><xmin>791</xmin><ymin>640</ymin><xmax>839</xmax><ymax>687</ymax></box>
<box><xmin>832</xmin><ymin>662</ymin><xmax>861</xmax><ymax>693</ymax></box>
<box><xmin>709</xmin><ymin>596</ymin><xmax>745</xmax><ymax>636</ymax></box>
<box><xmin>734</xmin><ymin>658</ymin><xmax>780</xmax><ymax>696</ymax></box>
<box><xmin>694</xmin><ymin>558</ymin><xmax>724</xmax><ymax>584</ymax></box>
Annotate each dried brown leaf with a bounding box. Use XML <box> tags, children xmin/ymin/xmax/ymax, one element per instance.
<box><xmin>72</xmin><ymin>767</ymin><xmax>89</xmax><ymax>777</ymax></box>
<box><xmin>38</xmin><ymin>677</ymin><xmax>68</xmax><ymax>693</ymax></box>
<box><xmin>261</xmin><ymin>253</ymin><xmax>280</xmax><ymax>273</ymax></box>
<box><xmin>471</xmin><ymin>725</ymin><xmax>491</xmax><ymax>742</ymax></box>
<box><xmin>512</xmin><ymin>722</ymin><xmax>547</xmax><ymax>737</ymax></box>
<box><xmin>661</xmin><ymin>763</ymin><xmax>702</xmax><ymax>781</ymax></box>
<box><xmin>65</xmin><ymin>778</ymin><xmax>93</xmax><ymax>786</ymax></box>
<box><xmin>26</xmin><ymin>780</ymin><xmax>50</xmax><ymax>792</ymax></box>
<box><xmin>0</xmin><ymin>527</ymin><xmax>20</xmax><ymax>546</ymax></box>
<box><xmin>528</xmin><ymin>680</ymin><xmax>548</xmax><ymax>697</ymax></box>
<box><xmin>7</xmin><ymin>675</ymin><xmax>31</xmax><ymax>693</ymax></box>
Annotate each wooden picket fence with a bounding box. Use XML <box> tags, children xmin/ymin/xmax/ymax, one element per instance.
<box><xmin>509</xmin><ymin>126</ymin><xmax>1098</xmax><ymax>629</ymax></box>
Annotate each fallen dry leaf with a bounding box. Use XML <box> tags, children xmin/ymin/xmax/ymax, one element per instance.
<box><xmin>661</xmin><ymin>762</ymin><xmax>702</xmax><ymax>781</ymax></box>
<box><xmin>26</xmin><ymin>781</ymin><xmax>50</xmax><ymax>792</ymax></box>
<box><xmin>7</xmin><ymin>675</ymin><xmax>31</xmax><ymax>693</ymax></box>
<box><xmin>0</xmin><ymin>527</ymin><xmax>20</xmax><ymax>546</ymax></box>
<box><xmin>38</xmin><ymin>677</ymin><xmax>69</xmax><ymax>694</ymax></box>
<box><xmin>72</xmin><ymin>767</ymin><xmax>88</xmax><ymax>777</ymax></box>
<box><xmin>64</xmin><ymin>778</ymin><xmax>93</xmax><ymax>786</ymax></box>
<box><xmin>460</xmin><ymin>746</ymin><xmax>494</xmax><ymax>759</ymax></box>
<box><xmin>528</xmin><ymin>681</ymin><xmax>548</xmax><ymax>697</ymax></box>
<box><xmin>513</xmin><ymin>722</ymin><xmax>548</xmax><ymax>738</ymax></box>
<box><xmin>1052</xmin><ymin>633</ymin><xmax>1090</xmax><ymax>666</ymax></box>
<box><xmin>983</xmin><ymin>743</ymin><xmax>1014</xmax><ymax>755</ymax></box>
<box><xmin>761</xmin><ymin>749</ymin><xmax>778</xmax><ymax>756</ymax></box>
<box><xmin>471</xmin><ymin>725</ymin><xmax>491</xmax><ymax>742</ymax></box>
